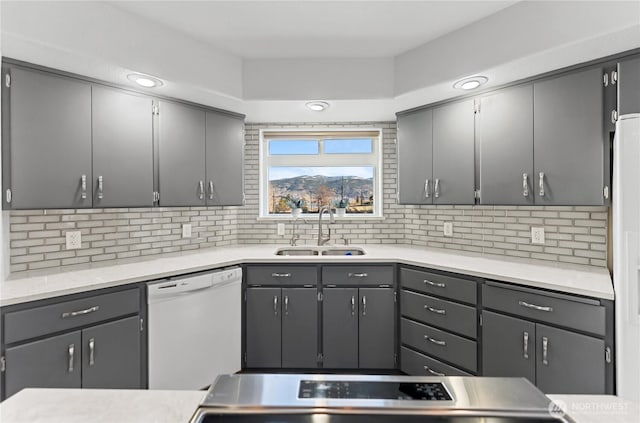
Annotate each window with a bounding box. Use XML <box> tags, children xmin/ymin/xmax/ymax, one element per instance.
<box><xmin>260</xmin><ymin>130</ymin><xmax>382</xmax><ymax>218</ymax></box>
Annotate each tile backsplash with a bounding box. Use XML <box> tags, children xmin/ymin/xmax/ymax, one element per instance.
<box><xmin>7</xmin><ymin>121</ymin><xmax>608</xmax><ymax>273</ymax></box>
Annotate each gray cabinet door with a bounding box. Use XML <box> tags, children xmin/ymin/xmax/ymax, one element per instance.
<box><xmin>7</xmin><ymin>68</ymin><xmax>92</xmax><ymax>209</ymax></box>
<box><xmin>536</xmin><ymin>324</ymin><xmax>605</xmax><ymax>394</ymax></box>
<box><xmin>432</xmin><ymin>99</ymin><xmax>475</xmax><ymax>204</ymax></box>
<box><xmin>534</xmin><ymin>68</ymin><xmax>604</xmax><ymax>205</ymax></box>
<box><xmin>81</xmin><ymin>316</ymin><xmax>142</xmax><ymax>389</ymax></box>
<box><xmin>245</xmin><ymin>288</ymin><xmax>281</xmax><ymax>368</ymax></box>
<box><xmin>4</xmin><ymin>331</ymin><xmax>81</xmax><ymax>398</ymax></box>
<box><xmin>478</xmin><ymin>85</ymin><xmax>534</xmax><ymax>205</ymax></box>
<box><xmin>482</xmin><ymin>311</ymin><xmax>535</xmax><ymax>384</ymax></box>
<box><xmin>282</xmin><ymin>288</ymin><xmax>318</xmax><ymax>368</ymax></box>
<box><xmin>359</xmin><ymin>288</ymin><xmax>395</xmax><ymax>369</ymax></box>
<box><xmin>92</xmin><ymin>86</ymin><xmax>154</xmax><ymax>207</ymax></box>
<box><xmin>397</xmin><ymin>109</ymin><xmax>433</xmax><ymax>204</ymax></box>
<box><xmin>322</xmin><ymin>288</ymin><xmax>358</xmax><ymax>368</ymax></box>
<box><xmin>158</xmin><ymin>101</ymin><xmax>206</xmax><ymax>206</ymax></box>
<box><xmin>206</xmin><ymin>112</ymin><xmax>244</xmax><ymax>206</ymax></box>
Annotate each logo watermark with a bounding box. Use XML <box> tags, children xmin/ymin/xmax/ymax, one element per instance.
<box><xmin>548</xmin><ymin>399</ymin><xmax>630</xmax><ymax>418</ymax></box>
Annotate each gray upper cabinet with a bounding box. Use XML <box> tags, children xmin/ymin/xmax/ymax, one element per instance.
<box><xmin>4</xmin><ymin>67</ymin><xmax>92</xmax><ymax>209</ymax></box>
<box><xmin>432</xmin><ymin>99</ymin><xmax>476</xmax><ymax>204</ymax></box>
<box><xmin>534</xmin><ymin>67</ymin><xmax>605</xmax><ymax>205</ymax></box>
<box><xmin>618</xmin><ymin>57</ymin><xmax>640</xmax><ymax>115</ymax></box>
<box><xmin>92</xmin><ymin>86</ymin><xmax>154</xmax><ymax>207</ymax></box>
<box><xmin>478</xmin><ymin>85</ymin><xmax>534</xmax><ymax>205</ymax></box>
<box><xmin>158</xmin><ymin>101</ymin><xmax>207</xmax><ymax>206</ymax></box>
<box><xmin>397</xmin><ymin>108</ymin><xmax>433</xmax><ymax>204</ymax></box>
<box><xmin>205</xmin><ymin>112</ymin><xmax>244</xmax><ymax>206</ymax></box>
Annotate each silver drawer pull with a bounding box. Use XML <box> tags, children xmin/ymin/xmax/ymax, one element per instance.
<box><xmin>424</xmin><ymin>366</ymin><xmax>445</xmax><ymax>376</ymax></box>
<box><xmin>523</xmin><ymin>331</ymin><xmax>529</xmax><ymax>359</ymax></box>
<box><xmin>542</xmin><ymin>336</ymin><xmax>549</xmax><ymax>365</ymax></box>
<box><xmin>68</xmin><ymin>344</ymin><xmax>75</xmax><ymax>372</ymax></box>
<box><xmin>424</xmin><ymin>305</ymin><xmax>446</xmax><ymax>315</ymax></box>
<box><xmin>88</xmin><ymin>338</ymin><xmax>95</xmax><ymax>366</ymax></box>
<box><xmin>271</xmin><ymin>273</ymin><xmax>291</xmax><ymax>278</ymax></box>
<box><xmin>424</xmin><ymin>335</ymin><xmax>447</xmax><ymax>346</ymax></box>
<box><xmin>424</xmin><ymin>279</ymin><xmax>445</xmax><ymax>288</ymax></box>
<box><xmin>348</xmin><ymin>273</ymin><xmax>368</xmax><ymax>278</ymax></box>
<box><xmin>518</xmin><ymin>300</ymin><xmax>553</xmax><ymax>313</ymax></box>
<box><xmin>61</xmin><ymin>305</ymin><xmax>100</xmax><ymax>318</ymax></box>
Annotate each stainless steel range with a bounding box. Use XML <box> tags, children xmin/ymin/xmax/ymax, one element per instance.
<box><xmin>189</xmin><ymin>374</ymin><xmax>574</xmax><ymax>422</ymax></box>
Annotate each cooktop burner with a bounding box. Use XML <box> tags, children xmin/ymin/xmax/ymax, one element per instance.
<box><xmin>298</xmin><ymin>380</ymin><xmax>452</xmax><ymax>401</ymax></box>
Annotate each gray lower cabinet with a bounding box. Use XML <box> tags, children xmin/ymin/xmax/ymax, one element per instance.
<box><xmin>359</xmin><ymin>288</ymin><xmax>395</xmax><ymax>369</ymax></box>
<box><xmin>3</xmin><ymin>66</ymin><xmax>92</xmax><ymax>209</ymax></box>
<box><xmin>281</xmin><ymin>288</ymin><xmax>318</xmax><ymax>368</ymax></box>
<box><xmin>245</xmin><ymin>287</ymin><xmax>281</xmax><ymax>368</ymax></box>
<box><xmin>477</xmin><ymin>84</ymin><xmax>534</xmax><ymax>205</ymax></box>
<box><xmin>91</xmin><ymin>86</ymin><xmax>154</xmax><ymax>207</ymax></box>
<box><xmin>397</xmin><ymin>108</ymin><xmax>433</xmax><ymax>204</ymax></box>
<box><xmin>322</xmin><ymin>288</ymin><xmax>358</xmax><ymax>368</ymax></box>
<box><xmin>205</xmin><ymin>112</ymin><xmax>244</xmax><ymax>206</ymax></box>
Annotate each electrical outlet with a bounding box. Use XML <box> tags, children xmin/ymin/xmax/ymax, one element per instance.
<box><xmin>65</xmin><ymin>231</ymin><xmax>82</xmax><ymax>250</ymax></box>
<box><xmin>277</xmin><ymin>223</ymin><xmax>285</xmax><ymax>236</ymax></box>
<box><xmin>531</xmin><ymin>227</ymin><xmax>545</xmax><ymax>244</ymax></box>
<box><xmin>182</xmin><ymin>223</ymin><xmax>192</xmax><ymax>238</ymax></box>
<box><xmin>444</xmin><ymin>222</ymin><xmax>453</xmax><ymax>237</ymax></box>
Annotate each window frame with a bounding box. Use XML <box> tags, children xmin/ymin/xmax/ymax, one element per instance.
<box><xmin>258</xmin><ymin>128</ymin><xmax>384</xmax><ymax>219</ymax></box>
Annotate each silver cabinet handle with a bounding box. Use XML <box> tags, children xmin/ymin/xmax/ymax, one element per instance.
<box><xmin>424</xmin><ymin>279</ymin><xmax>445</xmax><ymax>288</ymax></box>
<box><xmin>351</xmin><ymin>296</ymin><xmax>355</xmax><ymax>316</ymax></box>
<box><xmin>198</xmin><ymin>180</ymin><xmax>204</xmax><ymax>200</ymax></box>
<box><xmin>348</xmin><ymin>273</ymin><xmax>368</xmax><ymax>278</ymax></box>
<box><xmin>362</xmin><ymin>296</ymin><xmax>367</xmax><ymax>316</ymax></box>
<box><xmin>424</xmin><ymin>335</ymin><xmax>446</xmax><ymax>346</ymax></box>
<box><xmin>271</xmin><ymin>273</ymin><xmax>291</xmax><ymax>278</ymax></box>
<box><xmin>68</xmin><ymin>344</ymin><xmax>75</xmax><ymax>373</ymax></box>
<box><xmin>434</xmin><ymin>178</ymin><xmax>440</xmax><ymax>198</ymax></box>
<box><xmin>522</xmin><ymin>173</ymin><xmax>529</xmax><ymax>197</ymax></box>
<box><xmin>539</xmin><ymin>172</ymin><xmax>545</xmax><ymax>197</ymax></box>
<box><xmin>424</xmin><ymin>305</ymin><xmax>446</xmax><ymax>315</ymax></box>
<box><xmin>611</xmin><ymin>110</ymin><xmax>618</xmax><ymax>124</ymax></box>
<box><xmin>61</xmin><ymin>305</ymin><xmax>100</xmax><ymax>319</ymax></box>
<box><xmin>425</xmin><ymin>179</ymin><xmax>431</xmax><ymax>199</ymax></box>
<box><xmin>273</xmin><ymin>296</ymin><xmax>278</xmax><ymax>316</ymax></box>
<box><xmin>518</xmin><ymin>300</ymin><xmax>553</xmax><ymax>312</ymax></box>
<box><xmin>88</xmin><ymin>338</ymin><xmax>95</xmax><ymax>366</ymax></box>
<box><xmin>81</xmin><ymin>175</ymin><xmax>87</xmax><ymax>199</ymax></box>
<box><xmin>424</xmin><ymin>366</ymin><xmax>445</xmax><ymax>376</ymax></box>
<box><xmin>208</xmin><ymin>181</ymin><xmax>214</xmax><ymax>200</ymax></box>
<box><xmin>284</xmin><ymin>295</ymin><xmax>289</xmax><ymax>316</ymax></box>
<box><xmin>542</xmin><ymin>336</ymin><xmax>549</xmax><ymax>365</ymax></box>
<box><xmin>97</xmin><ymin>176</ymin><xmax>104</xmax><ymax>200</ymax></box>
<box><xmin>523</xmin><ymin>331</ymin><xmax>529</xmax><ymax>359</ymax></box>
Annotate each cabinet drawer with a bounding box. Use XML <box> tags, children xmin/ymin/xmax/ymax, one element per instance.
<box><xmin>246</xmin><ymin>266</ymin><xmax>317</xmax><ymax>286</ymax></box>
<box><xmin>482</xmin><ymin>283</ymin><xmax>605</xmax><ymax>336</ymax></box>
<box><xmin>322</xmin><ymin>265</ymin><xmax>393</xmax><ymax>286</ymax></box>
<box><xmin>401</xmin><ymin>290</ymin><xmax>477</xmax><ymax>338</ymax></box>
<box><xmin>4</xmin><ymin>288</ymin><xmax>140</xmax><ymax>344</ymax></box>
<box><xmin>400</xmin><ymin>267</ymin><xmax>477</xmax><ymax>304</ymax></box>
<box><xmin>401</xmin><ymin>318</ymin><xmax>477</xmax><ymax>372</ymax></box>
<box><xmin>401</xmin><ymin>346</ymin><xmax>471</xmax><ymax>376</ymax></box>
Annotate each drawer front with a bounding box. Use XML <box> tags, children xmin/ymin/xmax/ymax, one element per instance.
<box><xmin>482</xmin><ymin>283</ymin><xmax>605</xmax><ymax>336</ymax></box>
<box><xmin>322</xmin><ymin>265</ymin><xmax>394</xmax><ymax>286</ymax></box>
<box><xmin>401</xmin><ymin>290</ymin><xmax>477</xmax><ymax>338</ymax></box>
<box><xmin>246</xmin><ymin>266</ymin><xmax>317</xmax><ymax>286</ymax></box>
<box><xmin>401</xmin><ymin>318</ymin><xmax>477</xmax><ymax>372</ymax></box>
<box><xmin>401</xmin><ymin>346</ymin><xmax>472</xmax><ymax>376</ymax></box>
<box><xmin>4</xmin><ymin>288</ymin><xmax>140</xmax><ymax>344</ymax></box>
<box><xmin>401</xmin><ymin>267</ymin><xmax>477</xmax><ymax>304</ymax></box>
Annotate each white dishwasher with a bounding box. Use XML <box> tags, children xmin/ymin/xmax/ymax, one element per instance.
<box><xmin>147</xmin><ymin>267</ymin><xmax>242</xmax><ymax>390</ymax></box>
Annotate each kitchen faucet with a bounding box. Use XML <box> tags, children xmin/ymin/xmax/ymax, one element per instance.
<box><xmin>317</xmin><ymin>205</ymin><xmax>335</xmax><ymax>246</ymax></box>
<box><xmin>290</xmin><ymin>217</ymin><xmax>306</xmax><ymax>246</ymax></box>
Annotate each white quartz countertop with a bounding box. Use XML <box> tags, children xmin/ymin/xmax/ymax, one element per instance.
<box><xmin>0</xmin><ymin>389</ymin><xmax>637</xmax><ymax>423</ymax></box>
<box><xmin>0</xmin><ymin>244</ymin><xmax>613</xmax><ymax>307</ymax></box>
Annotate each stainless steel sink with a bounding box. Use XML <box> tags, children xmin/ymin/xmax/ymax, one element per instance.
<box><xmin>321</xmin><ymin>247</ymin><xmax>366</xmax><ymax>256</ymax></box>
<box><xmin>274</xmin><ymin>248</ymin><xmax>319</xmax><ymax>256</ymax></box>
<box><xmin>274</xmin><ymin>246</ymin><xmax>366</xmax><ymax>256</ymax></box>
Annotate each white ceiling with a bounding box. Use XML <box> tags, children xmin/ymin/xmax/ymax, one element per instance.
<box><xmin>111</xmin><ymin>1</ymin><xmax>517</xmax><ymax>59</ymax></box>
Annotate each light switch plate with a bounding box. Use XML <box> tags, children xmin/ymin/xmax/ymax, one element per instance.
<box><xmin>444</xmin><ymin>222</ymin><xmax>453</xmax><ymax>237</ymax></box>
<box><xmin>531</xmin><ymin>227</ymin><xmax>545</xmax><ymax>244</ymax></box>
<box><xmin>65</xmin><ymin>231</ymin><xmax>82</xmax><ymax>250</ymax></box>
<box><xmin>182</xmin><ymin>223</ymin><xmax>192</xmax><ymax>238</ymax></box>
<box><xmin>277</xmin><ymin>223</ymin><xmax>285</xmax><ymax>236</ymax></box>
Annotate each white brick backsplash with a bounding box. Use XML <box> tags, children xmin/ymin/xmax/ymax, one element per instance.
<box><xmin>7</xmin><ymin>121</ymin><xmax>608</xmax><ymax>273</ymax></box>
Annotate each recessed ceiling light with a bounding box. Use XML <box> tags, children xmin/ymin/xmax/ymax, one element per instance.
<box><xmin>453</xmin><ymin>76</ymin><xmax>488</xmax><ymax>91</ymax></box>
<box><xmin>305</xmin><ymin>101</ymin><xmax>329</xmax><ymax>112</ymax></box>
<box><xmin>127</xmin><ymin>73</ymin><xmax>164</xmax><ymax>88</ymax></box>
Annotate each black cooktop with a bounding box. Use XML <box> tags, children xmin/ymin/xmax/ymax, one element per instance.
<box><xmin>298</xmin><ymin>380</ymin><xmax>452</xmax><ymax>401</ymax></box>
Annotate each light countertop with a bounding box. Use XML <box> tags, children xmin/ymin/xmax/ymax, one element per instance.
<box><xmin>0</xmin><ymin>244</ymin><xmax>613</xmax><ymax>307</ymax></box>
<box><xmin>0</xmin><ymin>389</ymin><xmax>637</xmax><ymax>423</ymax></box>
